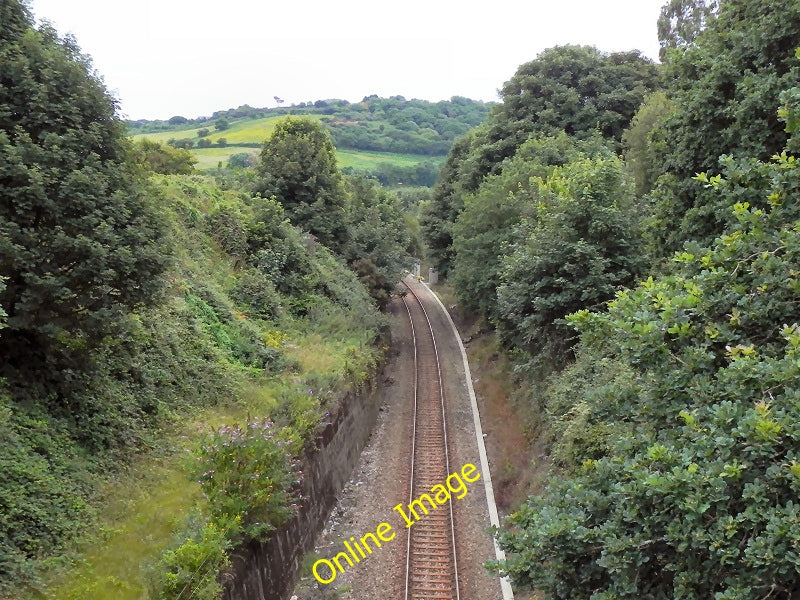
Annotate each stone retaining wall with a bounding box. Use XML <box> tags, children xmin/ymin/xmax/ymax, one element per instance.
<box><xmin>221</xmin><ymin>377</ymin><xmax>383</xmax><ymax>600</ymax></box>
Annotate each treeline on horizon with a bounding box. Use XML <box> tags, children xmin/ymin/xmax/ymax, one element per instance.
<box><xmin>127</xmin><ymin>95</ymin><xmax>492</xmax><ymax>156</ymax></box>
<box><xmin>419</xmin><ymin>0</ymin><xmax>800</xmax><ymax>597</ymax></box>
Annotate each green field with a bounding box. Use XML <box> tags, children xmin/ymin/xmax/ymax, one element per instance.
<box><xmin>189</xmin><ymin>147</ymin><xmax>441</xmax><ymax>172</ymax></box>
<box><xmin>336</xmin><ymin>149</ymin><xmax>443</xmax><ymax>171</ymax></box>
<box><xmin>131</xmin><ymin>115</ymin><xmax>443</xmax><ymax>173</ymax></box>
<box><xmin>190</xmin><ymin>146</ymin><xmax>259</xmax><ymax>169</ymax></box>
<box><xmin>130</xmin><ymin>114</ymin><xmax>324</xmax><ymax>146</ymax></box>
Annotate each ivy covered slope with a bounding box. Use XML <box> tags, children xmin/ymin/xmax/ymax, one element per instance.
<box><xmin>0</xmin><ymin>2</ymin><xmax>404</xmax><ymax>596</ymax></box>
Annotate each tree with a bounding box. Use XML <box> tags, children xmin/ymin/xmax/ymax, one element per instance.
<box><xmin>133</xmin><ymin>138</ymin><xmax>196</xmax><ymax>174</ymax></box>
<box><xmin>487</xmin><ymin>46</ymin><xmax>660</xmax><ymax>167</ymax></box>
<box><xmin>647</xmin><ymin>0</ymin><xmax>800</xmax><ymax>255</ymax></box>
<box><xmin>0</xmin><ymin>1</ymin><xmax>167</xmax><ymax>381</ymax></box>
<box><xmin>657</xmin><ymin>0</ymin><xmax>720</xmax><ymax>60</ymax></box>
<box><xmin>451</xmin><ymin>133</ymin><xmax>596</xmax><ymax>321</ymax></box>
<box><xmin>215</xmin><ymin>118</ymin><xmax>229</xmax><ymax>131</ymax></box>
<box><xmin>254</xmin><ymin>116</ymin><xmax>348</xmax><ymax>251</ymax></box>
<box><xmin>495</xmin><ymin>154</ymin><xmax>643</xmax><ymax>362</ymax></box>
<box><xmin>423</xmin><ymin>46</ymin><xmax>660</xmax><ymax>274</ymax></box>
<box><xmin>227</xmin><ymin>152</ymin><xmax>256</xmax><ymax>169</ymax></box>
<box><xmin>421</xmin><ymin>125</ymin><xmax>489</xmax><ymax>275</ymax></box>
<box><xmin>495</xmin><ymin>85</ymin><xmax>800</xmax><ymax>600</ymax></box>
<box><xmin>341</xmin><ymin>176</ymin><xmax>412</xmax><ymax>307</ymax></box>
<box><xmin>621</xmin><ymin>91</ymin><xmax>674</xmax><ymax>197</ymax></box>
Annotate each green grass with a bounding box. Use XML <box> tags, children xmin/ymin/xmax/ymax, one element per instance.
<box><xmin>130</xmin><ymin>114</ymin><xmax>324</xmax><ymax>146</ymax></box>
<box><xmin>336</xmin><ymin>149</ymin><xmax>443</xmax><ymax>171</ymax></box>
<box><xmin>131</xmin><ymin>116</ymin><xmax>444</xmax><ymax>172</ymax></box>
<box><xmin>190</xmin><ymin>146</ymin><xmax>259</xmax><ymax>169</ymax></box>
<box><xmin>39</xmin><ymin>456</ymin><xmax>201</xmax><ymax>600</ymax></box>
<box><xmin>188</xmin><ymin>147</ymin><xmax>442</xmax><ymax>172</ymax></box>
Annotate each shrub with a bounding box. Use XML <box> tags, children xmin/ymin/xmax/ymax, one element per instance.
<box><xmin>495</xmin><ymin>108</ymin><xmax>800</xmax><ymax>598</ymax></box>
<box><xmin>152</xmin><ymin>518</ymin><xmax>231</xmax><ymax>600</ymax></box>
<box><xmin>195</xmin><ymin>418</ymin><xmax>301</xmax><ymax>539</ymax></box>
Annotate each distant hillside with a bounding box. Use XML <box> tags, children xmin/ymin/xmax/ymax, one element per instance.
<box><xmin>127</xmin><ymin>96</ymin><xmax>492</xmax><ymax>154</ymax></box>
<box><xmin>127</xmin><ymin>96</ymin><xmax>492</xmax><ymax>185</ymax></box>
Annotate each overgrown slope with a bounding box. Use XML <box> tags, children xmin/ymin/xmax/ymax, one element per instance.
<box><xmin>8</xmin><ymin>173</ymin><xmax>386</xmax><ymax>598</ymax></box>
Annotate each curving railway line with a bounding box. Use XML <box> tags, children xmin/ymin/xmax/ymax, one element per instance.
<box><xmin>400</xmin><ymin>279</ymin><xmax>461</xmax><ymax>600</ymax></box>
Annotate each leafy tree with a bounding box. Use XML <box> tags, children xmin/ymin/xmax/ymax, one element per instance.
<box><xmin>133</xmin><ymin>138</ymin><xmax>196</xmax><ymax>174</ymax></box>
<box><xmin>621</xmin><ymin>91</ymin><xmax>674</xmax><ymax>197</ymax></box>
<box><xmin>657</xmin><ymin>0</ymin><xmax>720</xmax><ymax>60</ymax></box>
<box><xmin>341</xmin><ymin>176</ymin><xmax>412</xmax><ymax>306</ymax></box>
<box><xmin>486</xmin><ymin>46</ymin><xmax>660</xmax><ymax>168</ymax></box>
<box><xmin>451</xmin><ymin>133</ymin><xmax>598</xmax><ymax>321</ymax></box>
<box><xmin>423</xmin><ymin>46</ymin><xmax>659</xmax><ymax>274</ymax></box>
<box><xmin>495</xmin><ymin>154</ymin><xmax>643</xmax><ymax>362</ymax></box>
<box><xmin>255</xmin><ymin>116</ymin><xmax>348</xmax><ymax>251</ymax></box>
<box><xmin>0</xmin><ymin>1</ymin><xmax>167</xmax><ymax>384</ymax></box>
<box><xmin>422</xmin><ymin>125</ymin><xmax>489</xmax><ymax>275</ymax></box>
<box><xmin>167</xmin><ymin>137</ymin><xmax>194</xmax><ymax>149</ymax></box>
<box><xmin>647</xmin><ymin>0</ymin><xmax>800</xmax><ymax>255</ymax></box>
<box><xmin>215</xmin><ymin>117</ymin><xmax>229</xmax><ymax>131</ymax></box>
<box><xmin>227</xmin><ymin>152</ymin><xmax>256</xmax><ymax>169</ymax></box>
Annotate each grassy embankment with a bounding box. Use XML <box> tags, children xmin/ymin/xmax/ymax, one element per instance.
<box><xmin>25</xmin><ymin>173</ymin><xmax>385</xmax><ymax>600</ymax></box>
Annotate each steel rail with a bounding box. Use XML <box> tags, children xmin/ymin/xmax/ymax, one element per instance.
<box><xmin>400</xmin><ymin>279</ymin><xmax>460</xmax><ymax>600</ymax></box>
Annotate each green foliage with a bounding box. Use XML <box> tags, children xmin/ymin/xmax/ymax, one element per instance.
<box><xmin>657</xmin><ymin>0</ymin><xmax>719</xmax><ymax>61</ymax></box>
<box><xmin>0</xmin><ymin>391</ymin><xmax>92</xmax><ymax>589</ymax></box>
<box><xmin>133</xmin><ymin>138</ymin><xmax>197</xmax><ymax>174</ymax></box>
<box><xmin>422</xmin><ymin>126</ymin><xmax>489</xmax><ymax>275</ymax></box>
<box><xmin>326</xmin><ymin>95</ymin><xmax>489</xmax><ymax>155</ymax></box>
<box><xmin>196</xmin><ymin>418</ymin><xmax>300</xmax><ymax>538</ymax></box>
<box><xmin>342</xmin><ymin>176</ymin><xmax>412</xmax><ymax>306</ymax></box>
<box><xmin>128</xmin><ymin>97</ymin><xmax>490</xmax><ymax>182</ymax></box>
<box><xmin>647</xmin><ymin>0</ymin><xmax>800</xmax><ymax>255</ymax></box>
<box><xmin>621</xmin><ymin>91</ymin><xmax>674</xmax><ymax>197</ymax></box>
<box><xmin>496</xmin><ymin>127</ymin><xmax>800</xmax><ymax>598</ymax></box>
<box><xmin>255</xmin><ymin>116</ymin><xmax>348</xmax><ymax>251</ymax></box>
<box><xmin>152</xmin><ymin>518</ymin><xmax>231</xmax><ymax>600</ymax></box>
<box><xmin>451</xmin><ymin>133</ymin><xmax>608</xmax><ymax>321</ymax></box>
<box><xmin>495</xmin><ymin>154</ymin><xmax>643</xmax><ymax>362</ymax></box>
<box><xmin>167</xmin><ymin>137</ymin><xmax>195</xmax><ymax>149</ymax></box>
<box><xmin>491</xmin><ymin>46</ymin><xmax>660</xmax><ymax>151</ymax></box>
<box><xmin>227</xmin><ymin>151</ymin><xmax>256</xmax><ymax>169</ymax></box>
<box><xmin>0</xmin><ymin>11</ymin><xmax>168</xmax><ymax>386</ymax></box>
<box><xmin>423</xmin><ymin>46</ymin><xmax>659</xmax><ymax>273</ymax></box>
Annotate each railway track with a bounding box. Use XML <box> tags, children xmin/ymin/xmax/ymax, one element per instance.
<box><xmin>400</xmin><ymin>279</ymin><xmax>460</xmax><ymax>600</ymax></box>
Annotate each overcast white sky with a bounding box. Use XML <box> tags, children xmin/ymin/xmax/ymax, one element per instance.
<box><xmin>29</xmin><ymin>0</ymin><xmax>666</xmax><ymax>121</ymax></box>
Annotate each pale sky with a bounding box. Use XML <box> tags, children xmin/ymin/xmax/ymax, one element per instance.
<box><xmin>29</xmin><ymin>0</ymin><xmax>666</xmax><ymax>121</ymax></box>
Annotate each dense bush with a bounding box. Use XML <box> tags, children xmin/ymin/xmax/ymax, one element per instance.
<box><xmin>646</xmin><ymin>0</ymin><xmax>800</xmax><ymax>256</ymax></box>
<box><xmin>152</xmin><ymin>518</ymin><xmax>231</xmax><ymax>600</ymax></box>
<box><xmin>196</xmin><ymin>418</ymin><xmax>301</xmax><ymax>539</ymax></box>
<box><xmin>0</xmin><ymin>3</ymin><xmax>168</xmax><ymax>385</ymax></box>
<box><xmin>451</xmin><ymin>133</ymin><xmax>606</xmax><ymax>322</ymax></box>
<box><xmin>495</xmin><ymin>153</ymin><xmax>643</xmax><ymax>362</ymax></box>
<box><xmin>496</xmin><ymin>106</ymin><xmax>800</xmax><ymax>597</ymax></box>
